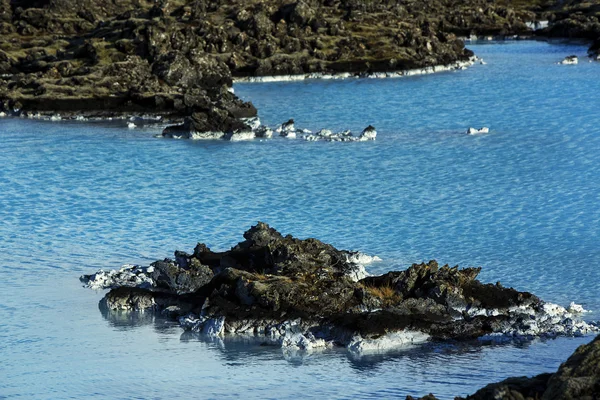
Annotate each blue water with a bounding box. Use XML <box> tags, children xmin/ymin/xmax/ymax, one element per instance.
<box><xmin>1</xmin><ymin>41</ymin><xmax>599</xmax><ymax>399</ymax></box>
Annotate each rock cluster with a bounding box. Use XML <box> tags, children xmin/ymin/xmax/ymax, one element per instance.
<box><xmin>163</xmin><ymin>117</ymin><xmax>378</xmax><ymax>142</ymax></box>
<box><xmin>82</xmin><ymin>222</ymin><xmax>597</xmax><ymax>352</ymax></box>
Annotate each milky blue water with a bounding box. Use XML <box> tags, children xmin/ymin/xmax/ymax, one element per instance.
<box><xmin>1</xmin><ymin>41</ymin><xmax>599</xmax><ymax>399</ymax></box>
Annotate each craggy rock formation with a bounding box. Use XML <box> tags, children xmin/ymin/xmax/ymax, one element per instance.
<box><xmin>82</xmin><ymin>222</ymin><xmax>597</xmax><ymax>351</ymax></box>
<box><xmin>2</xmin><ymin>0</ymin><xmax>600</xmax><ymax>134</ymax></box>
<box><xmin>408</xmin><ymin>333</ymin><xmax>600</xmax><ymax>399</ymax></box>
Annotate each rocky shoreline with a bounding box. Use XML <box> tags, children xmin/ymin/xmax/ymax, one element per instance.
<box><xmin>2</xmin><ymin>0</ymin><xmax>600</xmax><ymax>137</ymax></box>
<box><xmin>233</xmin><ymin>56</ymin><xmax>477</xmax><ymax>83</ymax></box>
<box><xmin>81</xmin><ymin>223</ymin><xmax>598</xmax><ymax>355</ymax></box>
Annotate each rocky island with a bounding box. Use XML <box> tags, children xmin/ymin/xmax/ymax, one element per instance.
<box><xmin>82</xmin><ymin>222</ymin><xmax>597</xmax><ymax>353</ymax></box>
<box><xmin>2</xmin><ymin>0</ymin><xmax>600</xmax><ymax>136</ymax></box>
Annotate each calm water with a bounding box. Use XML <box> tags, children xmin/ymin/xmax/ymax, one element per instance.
<box><xmin>1</xmin><ymin>41</ymin><xmax>599</xmax><ymax>399</ymax></box>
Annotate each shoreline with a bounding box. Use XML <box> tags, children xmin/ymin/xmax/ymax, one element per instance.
<box><xmin>233</xmin><ymin>57</ymin><xmax>477</xmax><ymax>83</ymax></box>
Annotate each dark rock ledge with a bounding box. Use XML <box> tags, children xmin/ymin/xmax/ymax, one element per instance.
<box><xmin>3</xmin><ymin>0</ymin><xmax>600</xmax><ymax>137</ymax></box>
<box><xmin>81</xmin><ymin>222</ymin><xmax>597</xmax><ymax>353</ymax></box>
<box><xmin>409</xmin><ymin>333</ymin><xmax>600</xmax><ymax>399</ymax></box>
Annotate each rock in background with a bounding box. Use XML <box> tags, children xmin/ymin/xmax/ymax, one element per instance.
<box><xmin>1</xmin><ymin>0</ymin><xmax>599</xmax><ymax>131</ymax></box>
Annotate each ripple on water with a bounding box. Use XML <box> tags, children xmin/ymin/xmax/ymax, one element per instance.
<box><xmin>1</xmin><ymin>41</ymin><xmax>600</xmax><ymax>399</ymax></box>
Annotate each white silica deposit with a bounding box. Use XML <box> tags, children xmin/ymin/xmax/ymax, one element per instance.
<box><xmin>81</xmin><ymin>264</ymin><xmax>155</xmax><ymax>290</ymax></box>
<box><xmin>179</xmin><ymin>314</ymin><xmax>226</xmax><ymax>337</ymax></box>
<box><xmin>280</xmin><ymin>331</ymin><xmax>331</xmax><ymax>350</ymax></box>
<box><xmin>466</xmin><ymin>127</ymin><xmax>489</xmax><ymax>135</ymax></box>
<box><xmin>233</xmin><ymin>57</ymin><xmax>476</xmax><ymax>83</ymax></box>
<box><xmin>226</xmin><ymin>130</ymin><xmax>256</xmax><ymax>141</ymax></box>
<box><xmin>347</xmin><ymin>331</ymin><xmax>431</xmax><ymax>353</ymax></box>
<box><xmin>559</xmin><ymin>55</ymin><xmax>578</xmax><ymax>65</ymax></box>
<box><xmin>472</xmin><ymin>301</ymin><xmax>598</xmax><ymax>341</ymax></box>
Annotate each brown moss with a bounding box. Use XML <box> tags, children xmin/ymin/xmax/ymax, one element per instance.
<box><xmin>364</xmin><ymin>283</ymin><xmax>401</xmax><ymax>306</ymax></box>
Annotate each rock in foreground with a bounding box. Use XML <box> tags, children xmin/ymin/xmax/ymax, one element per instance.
<box><xmin>81</xmin><ymin>223</ymin><xmax>596</xmax><ymax>352</ymax></box>
<box><xmin>409</xmin><ymin>333</ymin><xmax>600</xmax><ymax>399</ymax></box>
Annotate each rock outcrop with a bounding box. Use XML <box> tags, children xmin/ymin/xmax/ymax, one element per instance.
<box><xmin>82</xmin><ymin>222</ymin><xmax>597</xmax><ymax>352</ymax></box>
<box><xmin>2</xmin><ymin>0</ymin><xmax>599</xmax><ymax>135</ymax></box>
<box><xmin>163</xmin><ymin>117</ymin><xmax>379</xmax><ymax>142</ymax></box>
<box><xmin>409</xmin><ymin>333</ymin><xmax>600</xmax><ymax>399</ymax></box>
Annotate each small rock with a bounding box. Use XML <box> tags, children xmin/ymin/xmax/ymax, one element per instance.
<box><xmin>559</xmin><ymin>55</ymin><xmax>578</xmax><ymax>65</ymax></box>
<box><xmin>359</xmin><ymin>125</ymin><xmax>377</xmax><ymax>141</ymax></box>
<box><xmin>466</xmin><ymin>127</ymin><xmax>489</xmax><ymax>135</ymax></box>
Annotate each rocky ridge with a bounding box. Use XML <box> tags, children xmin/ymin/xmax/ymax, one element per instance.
<box><xmin>2</xmin><ymin>0</ymin><xmax>600</xmax><ymax>135</ymax></box>
<box><xmin>81</xmin><ymin>222</ymin><xmax>597</xmax><ymax>353</ymax></box>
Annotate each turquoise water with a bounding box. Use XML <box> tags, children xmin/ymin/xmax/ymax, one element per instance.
<box><xmin>1</xmin><ymin>41</ymin><xmax>599</xmax><ymax>399</ymax></box>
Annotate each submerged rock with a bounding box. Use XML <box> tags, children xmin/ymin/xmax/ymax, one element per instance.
<box><xmin>83</xmin><ymin>223</ymin><xmax>597</xmax><ymax>354</ymax></box>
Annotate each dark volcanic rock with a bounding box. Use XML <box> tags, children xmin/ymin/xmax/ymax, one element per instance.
<box><xmin>419</xmin><ymin>334</ymin><xmax>600</xmax><ymax>400</ymax></box>
<box><xmin>2</xmin><ymin>0</ymin><xmax>599</xmax><ymax>130</ymax></box>
<box><xmin>82</xmin><ymin>223</ymin><xmax>597</xmax><ymax>350</ymax></box>
<box><xmin>6</xmin><ymin>0</ymin><xmax>589</xmax><ymax>132</ymax></box>
<box><xmin>457</xmin><ymin>373</ymin><xmax>553</xmax><ymax>400</ymax></box>
<box><xmin>542</xmin><ymin>334</ymin><xmax>600</xmax><ymax>399</ymax></box>
<box><xmin>151</xmin><ymin>258</ymin><xmax>214</xmax><ymax>295</ymax></box>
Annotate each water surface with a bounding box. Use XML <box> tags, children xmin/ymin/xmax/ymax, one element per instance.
<box><xmin>1</xmin><ymin>41</ymin><xmax>599</xmax><ymax>399</ymax></box>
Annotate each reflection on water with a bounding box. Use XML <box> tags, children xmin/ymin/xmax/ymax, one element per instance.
<box><xmin>99</xmin><ymin>304</ymin><xmax>581</xmax><ymax>373</ymax></box>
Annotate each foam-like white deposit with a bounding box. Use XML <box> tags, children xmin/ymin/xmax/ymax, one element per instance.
<box><xmin>341</xmin><ymin>250</ymin><xmax>382</xmax><ymax>281</ymax></box>
<box><xmin>164</xmin><ymin>115</ymin><xmax>377</xmax><ymax>143</ymax></box>
<box><xmin>344</xmin><ymin>251</ymin><xmax>382</xmax><ymax>265</ymax></box>
<box><xmin>81</xmin><ymin>264</ymin><xmax>155</xmax><ymax>290</ymax></box>
<box><xmin>189</xmin><ymin>131</ymin><xmax>226</xmax><ymax>140</ymax></box>
<box><xmin>466</xmin><ymin>127</ymin><xmax>489</xmax><ymax>135</ymax></box>
<box><xmin>179</xmin><ymin>314</ymin><xmax>427</xmax><ymax>354</ymax></box>
<box><xmin>242</xmin><ymin>117</ymin><xmax>261</xmax><ymax>130</ymax></box>
<box><xmin>179</xmin><ymin>314</ymin><xmax>226</xmax><ymax>336</ymax></box>
<box><xmin>234</xmin><ymin>57</ymin><xmax>476</xmax><ymax>83</ymax></box>
<box><xmin>303</xmin><ymin>126</ymin><xmax>377</xmax><ymax>142</ymax></box>
<box><xmin>280</xmin><ymin>331</ymin><xmax>331</xmax><ymax>350</ymax></box>
<box><xmin>174</xmin><ymin>299</ymin><xmax>598</xmax><ymax>354</ymax></box>
<box><xmin>226</xmin><ymin>130</ymin><xmax>256</xmax><ymax>141</ymax></box>
<box><xmin>468</xmin><ymin>301</ymin><xmax>598</xmax><ymax>340</ymax></box>
<box><xmin>347</xmin><ymin>331</ymin><xmax>430</xmax><ymax>353</ymax></box>
<box><xmin>559</xmin><ymin>55</ymin><xmax>578</xmax><ymax>65</ymax></box>
<box><xmin>568</xmin><ymin>302</ymin><xmax>589</xmax><ymax>314</ymax></box>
